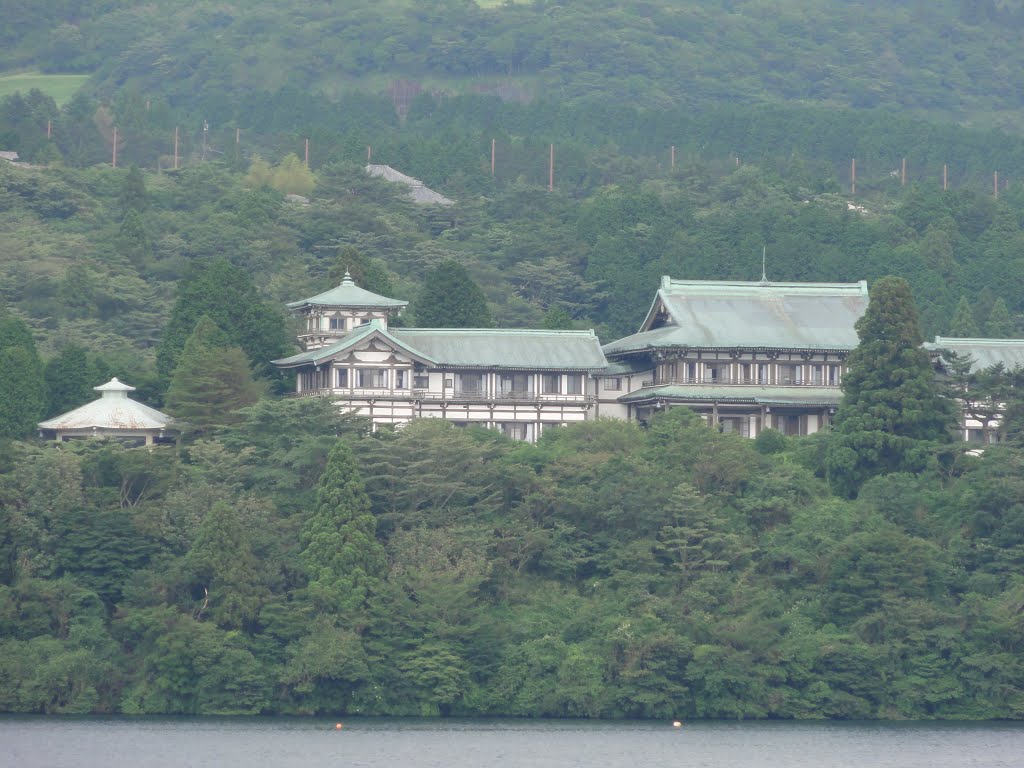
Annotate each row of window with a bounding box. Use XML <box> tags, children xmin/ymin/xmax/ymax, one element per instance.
<box><xmin>301</xmin><ymin>368</ymin><xmax>587</xmax><ymax>395</ymax></box>
<box><xmin>658</xmin><ymin>361</ymin><xmax>842</xmax><ymax>386</ymax></box>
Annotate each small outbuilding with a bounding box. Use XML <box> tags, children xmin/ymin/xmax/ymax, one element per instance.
<box><xmin>38</xmin><ymin>378</ymin><xmax>177</xmax><ymax>446</ymax></box>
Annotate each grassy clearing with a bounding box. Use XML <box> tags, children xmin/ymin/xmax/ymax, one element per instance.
<box><xmin>0</xmin><ymin>71</ymin><xmax>89</xmax><ymax>105</ymax></box>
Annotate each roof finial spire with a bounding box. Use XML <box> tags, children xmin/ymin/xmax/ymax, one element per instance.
<box><xmin>342</xmin><ymin>269</ymin><xmax>354</xmax><ymax>286</ymax></box>
<box><xmin>760</xmin><ymin>245</ymin><xmax>769</xmax><ymax>284</ymax></box>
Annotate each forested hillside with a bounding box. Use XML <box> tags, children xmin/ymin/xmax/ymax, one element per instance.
<box><xmin>2</xmin><ymin>0</ymin><xmax>1024</xmax><ymax>720</ymax></box>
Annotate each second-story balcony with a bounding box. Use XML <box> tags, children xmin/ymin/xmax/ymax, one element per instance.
<box><xmin>289</xmin><ymin>387</ymin><xmax>595</xmax><ymax>403</ymax></box>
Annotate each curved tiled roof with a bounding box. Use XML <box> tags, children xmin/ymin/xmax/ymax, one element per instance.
<box><xmin>38</xmin><ymin>378</ymin><xmax>174</xmax><ymax>432</ymax></box>
<box><xmin>286</xmin><ymin>272</ymin><xmax>408</xmax><ymax>310</ymax></box>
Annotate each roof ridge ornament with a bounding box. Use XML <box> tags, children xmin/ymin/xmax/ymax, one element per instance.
<box><xmin>342</xmin><ymin>269</ymin><xmax>354</xmax><ymax>286</ymax></box>
<box><xmin>760</xmin><ymin>245</ymin><xmax>769</xmax><ymax>284</ymax></box>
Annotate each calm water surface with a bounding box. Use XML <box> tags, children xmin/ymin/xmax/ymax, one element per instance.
<box><xmin>1</xmin><ymin>717</ymin><xmax>1022</xmax><ymax>768</ymax></box>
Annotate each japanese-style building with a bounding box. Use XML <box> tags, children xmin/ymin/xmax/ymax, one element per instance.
<box><xmin>274</xmin><ymin>273</ymin><xmax>1020</xmax><ymax>442</ymax></box>
<box><xmin>273</xmin><ymin>272</ymin><xmax>606</xmax><ymax>440</ymax></box>
<box><xmin>599</xmin><ymin>278</ymin><xmax>869</xmax><ymax>436</ymax></box>
<box><xmin>38</xmin><ymin>378</ymin><xmax>177</xmax><ymax>446</ymax></box>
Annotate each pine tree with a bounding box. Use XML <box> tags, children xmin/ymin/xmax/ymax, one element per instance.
<box><xmin>986</xmin><ymin>298</ymin><xmax>1015</xmax><ymax>338</ymax></box>
<box><xmin>118</xmin><ymin>165</ymin><xmax>148</xmax><ymax>214</ymax></box>
<box><xmin>300</xmin><ymin>441</ymin><xmax>386</xmax><ymax>617</ymax></box>
<box><xmin>948</xmin><ymin>296</ymin><xmax>979</xmax><ymax>337</ymax></box>
<box><xmin>165</xmin><ymin>317</ymin><xmax>264</xmax><ymax>435</ymax></box>
<box><xmin>826</xmin><ymin>276</ymin><xmax>958</xmax><ymax>497</ymax></box>
<box><xmin>415</xmin><ymin>261</ymin><xmax>492</xmax><ymax>328</ymax></box>
<box><xmin>0</xmin><ymin>310</ymin><xmax>46</xmax><ymax>437</ymax></box>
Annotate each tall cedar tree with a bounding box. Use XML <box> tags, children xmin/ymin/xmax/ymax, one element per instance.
<box><xmin>415</xmin><ymin>261</ymin><xmax>492</xmax><ymax>328</ymax></box>
<box><xmin>949</xmin><ymin>296</ymin><xmax>979</xmax><ymax>337</ymax></box>
<box><xmin>986</xmin><ymin>298</ymin><xmax>1015</xmax><ymax>337</ymax></box>
<box><xmin>826</xmin><ymin>276</ymin><xmax>958</xmax><ymax>497</ymax></box>
<box><xmin>164</xmin><ymin>316</ymin><xmax>264</xmax><ymax>435</ymax></box>
<box><xmin>43</xmin><ymin>345</ymin><xmax>102</xmax><ymax>418</ymax></box>
<box><xmin>156</xmin><ymin>258</ymin><xmax>286</xmax><ymax>382</ymax></box>
<box><xmin>0</xmin><ymin>310</ymin><xmax>46</xmax><ymax>437</ymax></box>
<box><xmin>300</xmin><ymin>441</ymin><xmax>385</xmax><ymax>618</ymax></box>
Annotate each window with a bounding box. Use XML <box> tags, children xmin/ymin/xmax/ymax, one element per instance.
<box><xmin>779</xmin><ymin>364</ymin><xmax>803</xmax><ymax>385</ymax></box>
<box><xmin>681</xmin><ymin>362</ymin><xmax>697</xmax><ymax>382</ymax></box>
<box><xmin>499</xmin><ymin>373</ymin><xmax>531</xmax><ymax>396</ymax></box>
<box><xmin>542</xmin><ymin>374</ymin><xmax>560</xmax><ymax>394</ymax></box>
<box><xmin>395</xmin><ymin>369</ymin><xmax>408</xmax><ymax>389</ymax></box>
<box><xmin>460</xmin><ymin>373</ymin><xmax>484</xmax><ymax>394</ymax></box>
<box><xmin>704</xmin><ymin>363</ymin><xmax>729</xmax><ymax>383</ymax></box>
<box><xmin>335</xmin><ymin>368</ymin><xmax>348</xmax><ymax>388</ymax></box>
<box><xmin>604</xmin><ymin>377</ymin><xmax>621</xmax><ymax>391</ymax></box>
<box><xmin>357</xmin><ymin>369</ymin><xmax>388</xmax><ymax>388</ymax></box>
<box><xmin>414</xmin><ymin>375</ymin><xmax>429</xmax><ymax>389</ymax></box>
<box><xmin>329</xmin><ymin>317</ymin><xmax>344</xmax><ymax>330</ymax></box>
<box><xmin>566</xmin><ymin>375</ymin><xmax>583</xmax><ymax>395</ymax></box>
<box><xmin>499</xmin><ymin>422</ymin><xmax>532</xmax><ymax>441</ymax></box>
<box><xmin>827</xmin><ymin>365</ymin><xmax>840</xmax><ymax>386</ymax></box>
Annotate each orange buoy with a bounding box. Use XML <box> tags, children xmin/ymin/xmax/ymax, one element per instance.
<box><xmin>335</xmin><ymin>723</ymin><xmax>343</xmax><ymax>730</ymax></box>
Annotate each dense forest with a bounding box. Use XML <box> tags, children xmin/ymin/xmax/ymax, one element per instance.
<box><xmin>2</xmin><ymin>0</ymin><xmax>1024</xmax><ymax>719</ymax></box>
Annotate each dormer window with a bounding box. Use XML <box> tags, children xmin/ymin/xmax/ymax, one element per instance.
<box><xmin>329</xmin><ymin>317</ymin><xmax>345</xmax><ymax>330</ymax></box>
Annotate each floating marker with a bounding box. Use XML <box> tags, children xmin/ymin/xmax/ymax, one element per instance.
<box><xmin>335</xmin><ymin>723</ymin><xmax>343</xmax><ymax>730</ymax></box>
<box><xmin>672</xmin><ymin>721</ymin><xmax>683</xmax><ymax>728</ymax></box>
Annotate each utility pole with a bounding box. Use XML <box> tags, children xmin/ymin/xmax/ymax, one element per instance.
<box><xmin>943</xmin><ymin>163</ymin><xmax>947</xmax><ymax>191</ymax></box>
<box><xmin>549</xmin><ymin>143</ymin><xmax>554</xmax><ymax>192</ymax></box>
<box><xmin>491</xmin><ymin>138</ymin><xmax>495</xmax><ymax>176</ymax></box>
<box><xmin>202</xmin><ymin>120</ymin><xmax>209</xmax><ymax>161</ymax></box>
<box><xmin>173</xmin><ymin>126</ymin><xmax>179</xmax><ymax>170</ymax></box>
<box><xmin>112</xmin><ymin>126</ymin><xmax>118</xmax><ymax>168</ymax></box>
<box><xmin>901</xmin><ymin>157</ymin><xmax>906</xmax><ymax>186</ymax></box>
<box><xmin>671</xmin><ymin>145</ymin><xmax>675</xmax><ymax>169</ymax></box>
<box><xmin>46</xmin><ymin>120</ymin><xmax>51</xmax><ymax>139</ymax></box>
<box><xmin>367</xmin><ymin>145</ymin><xmax>372</xmax><ymax>164</ymax></box>
<box><xmin>305</xmin><ymin>137</ymin><xmax>310</xmax><ymax>167</ymax></box>
<box><xmin>994</xmin><ymin>171</ymin><xmax>999</xmax><ymax>199</ymax></box>
<box><xmin>851</xmin><ymin>158</ymin><xmax>856</xmax><ymax>195</ymax></box>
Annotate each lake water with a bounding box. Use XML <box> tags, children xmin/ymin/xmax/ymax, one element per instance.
<box><xmin>1</xmin><ymin>717</ymin><xmax>1022</xmax><ymax>768</ymax></box>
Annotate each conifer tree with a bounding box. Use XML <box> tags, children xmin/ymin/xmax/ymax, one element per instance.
<box><xmin>415</xmin><ymin>261</ymin><xmax>492</xmax><ymax>328</ymax></box>
<box><xmin>985</xmin><ymin>298</ymin><xmax>1015</xmax><ymax>338</ymax></box>
<box><xmin>327</xmin><ymin>245</ymin><xmax>395</xmax><ymax>299</ymax></box>
<box><xmin>0</xmin><ymin>310</ymin><xmax>46</xmax><ymax>437</ymax></box>
<box><xmin>165</xmin><ymin>316</ymin><xmax>264</xmax><ymax>435</ymax></box>
<box><xmin>118</xmin><ymin>165</ymin><xmax>148</xmax><ymax>214</ymax></box>
<box><xmin>300</xmin><ymin>441</ymin><xmax>385</xmax><ymax>617</ymax></box>
<box><xmin>949</xmin><ymin>296</ymin><xmax>979</xmax><ymax>337</ymax></box>
<box><xmin>826</xmin><ymin>276</ymin><xmax>958</xmax><ymax>497</ymax></box>
<box><xmin>43</xmin><ymin>345</ymin><xmax>97</xmax><ymax>417</ymax></box>
<box><xmin>156</xmin><ymin>258</ymin><xmax>287</xmax><ymax>381</ymax></box>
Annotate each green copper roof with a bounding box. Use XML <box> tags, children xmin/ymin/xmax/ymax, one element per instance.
<box><xmin>286</xmin><ymin>272</ymin><xmax>408</xmax><ymax>310</ymax></box>
<box><xmin>273</xmin><ymin>325</ymin><xmax>607</xmax><ymax>371</ymax></box>
<box><xmin>272</xmin><ymin>321</ymin><xmax>435</xmax><ymax>368</ymax></box>
<box><xmin>604</xmin><ymin>278</ymin><xmax>869</xmax><ymax>355</ymax></box>
<box><xmin>927</xmin><ymin>336</ymin><xmax>1024</xmax><ymax>372</ymax></box>
<box><xmin>618</xmin><ymin>384</ymin><xmax>843</xmax><ymax>407</ymax></box>
<box><xmin>392</xmin><ymin>328</ymin><xmax>607</xmax><ymax>370</ymax></box>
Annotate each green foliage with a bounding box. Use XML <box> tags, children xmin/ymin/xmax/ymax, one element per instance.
<box><xmin>164</xmin><ymin>316</ymin><xmax>264</xmax><ymax>434</ymax></box>
<box><xmin>300</xmin><ymin>441</ymin><xmax>385</xmax><ymax>617</ymax></box>
<box><xmin>415</xmin><ymin>260</ymin><xmax>492</xmax><ymax>328</ymax></box>
<box><xmin>0</xmin><ymin>311</ymin><xmax>45</xmax><ymax>438</ymax></box>
<box><xmin>986</xmin><ymin>298</ymin><xmax>1016</xmax><ymax>338</ymax></box>
<box><xmin>157</xmin><ymin>259</ymin><xmax>287</xmax><ymax>382</ymax></box>
<box><xmin>827</xmin><ymin>277</ymin><xmax>959</xmax><ymax>497</ymax></box>
<box><xmin>949</xmin><ymin>296</ymin><xmax>980</xmax><ymax>337</ymax></box>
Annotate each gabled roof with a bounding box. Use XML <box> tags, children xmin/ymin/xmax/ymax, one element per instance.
<box><xmin>926</xmin><ymin>336</ymin><xmax>1024</xmax><ymax>372</ymax></box>
<box><xmin>286</xmin><ymin>272</ymin><xmax>408</xmax><ymax>311</ymax></box>
<box><xmin>618</xmin><ymin>384</ymin><xmax>843</xmax><ymax>408</ymax></box>
<box><xmin>272</xmin><ymin>320</ymin><xmax>436</xmax><ymax>368</ymax></box>
<box><xmin>604</xmin><ymin>277</ymin><xmax>869</xmax><ymax>356</ymax></box>
<box><xmin>392</xmin><ymin>328</ymin><xmax>608</xmax><ymax>370</ymax></box>
<box><xmin>38</xmin><ymin>378</ymin><xmax>174</xmax><ymax>431</ymax></box>
<box><xmin>365</xmin><ymin>164</ymin><xmax>455</xmax><ymax>206</ymax></box>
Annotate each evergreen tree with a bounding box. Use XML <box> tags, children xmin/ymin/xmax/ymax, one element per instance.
<box><xmin>117</xmin><ymin>209</ymin><xmax>151</xmax><ymax>265</ymax></box>
<box><xmin>826</xmin><ymin>276</ymin><xmax>958</xmax><ymax>497</ymax></box>
<box><xmin>542</xmin><ymin>305</ymin><xmax>575</xmax><ymax>330</ymax></box>
<box><xmin>43</xmin><ymin>345</ymin><xmax>96</xmax><ymax>417</ymax></box>
<box><xmin>0</xmin><ymin>310</ymin><xmax>45</xmax><ymax>437</ymax></box>
<box><xmin>165</xmin><ymin>317</ymin><xmax>264</xmax><ymax>435</ymax></box>
<box><xmin>415</xmin><ymin>261</ymin><xmax>492</xmax><ymax>328</ymax></box>
<box><xmin>985</xmin><ymin>298</ymin><xmax>1015</xmax><ymax>338</ymax></box>
<box><xmin>949</xmin><ymin>295</ymin><xmax>979</xmax><ymax>337</ymax></box>
<box><xmin>272</xmin><ymin>153</ymin><xmax>316</xmax><ymax>196</ymax></box>
<box><xmin>185</xmin><ymin>500</ymin><xmax>265</xmax><ymax>629</ymax></box>
<box><xmin>118</xmin><ymin>165</ymin><xmax>148</xmax><ymax>214</ymax></box>
<box><xmin>300</xmin><ymin>441</ymin><xmax>385</xmax><ymax>617</ymax></box>
<box><xmin>327</xmin><ymin>245</ymin><xmax>395</xmax><ymax>299</ymax></box>
<box><xmin>156</xmin><ymin>258</ymin><xmax>287</xmax><ymax>381</ymax></box>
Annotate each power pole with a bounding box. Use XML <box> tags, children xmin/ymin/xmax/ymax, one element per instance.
<box><xmin>901</xmin><ymin>157</ymin><xmax>906</xmax><ymax>186</ymax></box>
<box><xmin>174</xmin><ymin>126</ymin><xmax>179</xmax><ymax>170</ymax></box>
<box><xmin>202</xmin><ymin>120</ymin><xmax>209</xmax><ymax>161</ymax></box>
<box><xmin>549</xmin><ymin>143</ymin><xmax>554</xmax><ymax>192</ymax></box>
<box><xmin>305</xmin><ymin>137</ymin><xmax>310</xmax><ymax>167</ymax></box>
<box><xmin>851</xmin><ymin>158</ymin><xmax>856</xmax><ymax>195</ymax></box>
<box><xmin>671</xmin><ymin>145</ymin><xmax>675</xmax><ymax>169</ymax></box>
<box><xmin>112</xmin><ymin>126</ymin><xmax>118</xmax><ymax>168</ymax></box>
<box><xmin>994</xmin><ymin>171</ymin><xmax>999</xmax><ymax>199</ymax></box>
<box><xmin>491</xmin><ymin>138</ymin><xmax>495</xmax><ymax>176</ymax></box>
<box><xmin>943</xmin><ymin>163</ymin><xmax>947</xmax><ymax>191</ymax></box>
